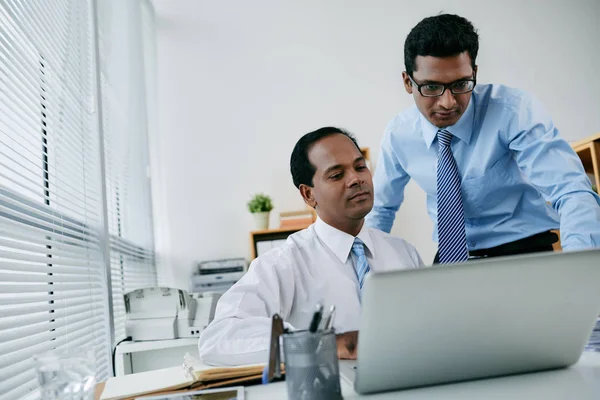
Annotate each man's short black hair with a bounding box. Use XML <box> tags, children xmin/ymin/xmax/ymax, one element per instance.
<box><xmin>290</xmin><ymin>127</ymin><xmax>360</xmax><ymax>189</ymax></box>
<box><xmin>404</xmin><ymin>14</ymin><xmax>479</xmax><ymax>76</ymax></box>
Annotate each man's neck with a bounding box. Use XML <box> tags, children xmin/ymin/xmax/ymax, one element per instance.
<box><xmin>319</xmin><ymin>217</ymin><xmax>365</xmax><ymax>237</ymax></box>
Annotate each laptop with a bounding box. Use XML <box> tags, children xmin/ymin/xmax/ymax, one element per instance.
<box><xmin>341</xmin><ymin>248</ymin><xmax>600</xmax><ymax>394</ymax></box>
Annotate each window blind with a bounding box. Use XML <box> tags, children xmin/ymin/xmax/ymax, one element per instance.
<box><xmin>95</xmin><ymin>0</ymin><xmax>157</xmax><ymax>343</ymax></box>
<box><xmin>0</xmin><ymin>0</ymin><xmax>157</xmax><ymax>398</ymax></box>
<box><xmin>0</xmin><ymin>0</ymin><xmax>111</xmax><ymax>398</ymax></box>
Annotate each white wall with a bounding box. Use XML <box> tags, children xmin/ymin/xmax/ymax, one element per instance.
<box><xmin>150</xmin><ymin>0</ymin><xmax>600</xmax><ymax>288</ymax></box>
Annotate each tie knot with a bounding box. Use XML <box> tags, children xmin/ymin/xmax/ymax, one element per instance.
<box><xmin>437</xmin><ymin>129</ymin><xmax>453</xmax><ymax>148</ymax></box>
<box><xmin>352</xmin><ymin>238</ymin><xmax>366</xmax><ymax>257</ymax></box>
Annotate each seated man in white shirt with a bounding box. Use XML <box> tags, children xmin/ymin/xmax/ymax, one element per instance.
<box><xmin>198</xmin><ymin>127</ymin><xmax>423</xmax><ymax>366</ymax></box>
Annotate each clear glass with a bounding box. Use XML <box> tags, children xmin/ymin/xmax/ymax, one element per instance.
<box><xmin>34</xmin><ymin>347</ymin><xmax>96</xmax><ymax>400</ymax></box>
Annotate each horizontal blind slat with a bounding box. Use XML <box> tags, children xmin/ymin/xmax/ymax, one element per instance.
<box><xmin>0</xmin><ymin>209</ymin><xmax>101</xmax><ymax>245</ymax></box>
<box><xmin>0</xmin><ymin>193</ymin><xmax>100</xmax><ymax>234</ymax></box>
<box><xmin>0</xmin><ymin>316</ymin><xmax>104</xmax><ymax>370</ymax></box>
<box><xmin>2</xmin><ymin>0</ymin><xmax>87</xmax><ymax>95</ymax></box>
<box><xmin>0</xmin><ymin>362</ymin><xmax>36</xmax><ymax>396</ymax></box>
<box><xmin>0</xmin><ymin>282</ymin><xmax>102</xmax><ymax>293</ymax></box>
<box><xmin>0</xmin><ymin>289</ymin><xmax>104</xmax><ymax>305</ymax></box>
<box><xmin>0</xmin><ymin>312</ymin><xmax>106</xmax><ymax>354</ymax></box>
<box><xmin>0</xmin><ymin>237</ymin><xmax>104</xmax><ymax>261</ymax></box>
<box><xmin>0</xmin><ymin>219</ymin><xmax>103</xmax><ymax>250</ymax></box>
<box><xmin>0</xmin><ymin>302</ymin><xmax>102</xmax><ymax>331</ymax></box>
<box><xmin>0</xmin><ymin>295</ymin><xmax>93</xmax><ymax>318</ymax></box>
<box><xmin>0</xmin><ymin>262</ymin><xmax>104</xmax><ymax>277</ymax></box>
<box><xmin>0</xmin><ymin>272</ymin><xmax>102</xmax><ymax>284</ymax></box>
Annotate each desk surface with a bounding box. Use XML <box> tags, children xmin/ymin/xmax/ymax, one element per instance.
<box><xmin>247</xmin><ymin>352</ymin><xmax>600</xmax><ymax>399</ymax></box>
<box><xmin>95</xmin><ymin>352</ymin><xmax>600</xmax><ymax>400</ymax></box>
<box><xmin>115</xmin><ymin>338</ymin><xmax>199</xmax><ymax>354</ymax></box>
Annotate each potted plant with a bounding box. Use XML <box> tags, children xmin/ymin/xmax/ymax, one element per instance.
<box><xmin>247</xmin><ymin>193</ymin><xmax>274</xmax><ymax>230</ymax></box>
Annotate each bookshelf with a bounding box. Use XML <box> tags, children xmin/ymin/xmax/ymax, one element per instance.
<box><xmin>571</xmin><ymin>132</ymin><xmax>600</xmax><ymax>193</ymax></box>
<box><xmin>249</xmin><ymin>227</ymin><xmax>304</xmax><ymax>260</ymax></box>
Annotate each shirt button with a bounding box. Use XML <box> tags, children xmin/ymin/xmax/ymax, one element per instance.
<box><xmin>469</xmin><ymin>241</ymin><xmax>476</xmax><ymax>247</ymax></box>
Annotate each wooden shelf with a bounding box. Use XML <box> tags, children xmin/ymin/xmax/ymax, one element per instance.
<box><xmin>249</xmin><ymin>226</ymin><xmax>307</xmax><ymax>260</ymax></box>
<box><xmin>573</xmin><ymin>140</ymin><xmax>600</xmax><ymax>193</ymax></box>
<box><xmin>571</xmin><ymin>132</ymin><xmax>600</xmax><ymax>150</ymax></box>
<box><xmin>250</xmin><ymin>226</ymin><xmax>303</xmax><ymax>236</ymax></box>
<box><xmin>360</xmin><ymin>147</ymin><xmax>370</xmax><ymax>161</ymax></box>
<box><xmin>553</xmin><ymin>133</ymin><xmax>600</xmax><ymax>251</ymax></box>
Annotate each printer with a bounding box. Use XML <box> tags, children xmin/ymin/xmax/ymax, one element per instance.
<box><xmin>189</xmin><ymin>257</ymin><xmax>247</xmax><ymax>294</ymax></box>
<box><xmin>124</xmin><ymin>287</ymin><xmax>221</xmax><ymax>341</ymax></box>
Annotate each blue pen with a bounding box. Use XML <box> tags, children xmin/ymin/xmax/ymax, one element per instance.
<box><xmin>261</xmin><ymin>365</ymin><xmax>269</xmax><ymax>384</ymax></box>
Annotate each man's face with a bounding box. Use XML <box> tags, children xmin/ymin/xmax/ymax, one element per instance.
<box><xmin>300</xmin><ymin>134</ymin><xmax>373</xmax><ymax>228</ymax></box>
<box><xmin>402</xmin><ymin>52</ymin><xmax>476</xmax><ymax>128</ymax></box>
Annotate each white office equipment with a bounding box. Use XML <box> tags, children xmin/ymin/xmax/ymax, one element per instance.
<box><xmin>114</xmin><ymin>338</ymin><xmax>200</xmax><ymax>376</ymax></box>
<box><xmin>190</xmin><ymin>258</ymin><xmax>247</xmax><ymax>294</ymax></box>
<box><xmin>344</xmin><ymin>249</ymin><xmax>600</xmax><ymax>394</ymax></box>
<box><xmin>124</xmin><ymin>287</ymin><xmax>220</xmax><ymax>341</ymax></box>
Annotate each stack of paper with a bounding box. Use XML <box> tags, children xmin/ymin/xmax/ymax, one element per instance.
<box><xmin>100</xmin><ymin>367</ymin><xmax>194</xmax><ymax>400</ymax></box>
<box><xmin>99</xmin><ymin>354</ymin><xmax>266</xmax><ymax>400</ymax></box>
<box><xmin>278</xmin><ymin>209</ymin><xmax>316</xmax><ymax>229</ymax></box>
<box><xmin>585</xmin><ymin>318</ymin><xmax>600</xmax><ymax>351</ymax></box>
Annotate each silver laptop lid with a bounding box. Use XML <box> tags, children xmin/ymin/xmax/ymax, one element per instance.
<box><xmin>354</xmin><ymin>249</ymin><xmax>600</xmax><ymax>394</ymax></box>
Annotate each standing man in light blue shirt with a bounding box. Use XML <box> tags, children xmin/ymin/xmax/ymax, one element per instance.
<box><xmin>367</xmin><ymin>14</ymin><xmax>600</xmax><ymax>263</ymax></box>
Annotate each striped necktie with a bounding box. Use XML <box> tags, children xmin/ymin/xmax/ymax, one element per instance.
<box><xmin>351</xmin><ymin>238</ymin><xmax>371</xmax><ymax>298</ymax></box>
<box><xmin>436</xmin><ymin>129</ymin><xmax>469</xmax><ymax>264</ymax></box>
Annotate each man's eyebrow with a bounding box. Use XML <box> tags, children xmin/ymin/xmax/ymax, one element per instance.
<box><xmin>323</xmin><ymin>164</ymin><xmax>343</xmax><ymax>175</ymax></box>
<box><xmin>420</xmin><ymin>76</ymin><xmax>473</xmax><ymax>85</ymax></box>
<box><xmin>323</xmin><ymin>156</ymin><xmax>366</xmax><ymax>175</ymax></box>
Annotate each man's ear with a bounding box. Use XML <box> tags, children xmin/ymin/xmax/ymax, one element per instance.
<box><xmin>473</xmin><ymin>65</ymin><xmax>478</xmax><ymax>79</ymax></box>
<box><xmin>402</xmin><ymin>71</ymin><xmax>413</xmax><ymax>94</ymax></box>
<box><xmin>299</xmin><ymin>184</ymin><xmax>317</xmax><ymax>209</ymax></box>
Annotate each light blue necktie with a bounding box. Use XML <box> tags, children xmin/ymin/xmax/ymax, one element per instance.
<box><xmin>351</xmin><ymin>238</ymin><xmax>371</xmax><ymax>297</ymax></box>
<box><xmin>437</xmin><ymin>129</ymin><xmax>469</xmax><ymax>264</ymax></box>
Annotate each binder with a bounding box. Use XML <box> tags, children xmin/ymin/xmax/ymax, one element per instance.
<box><xmin>99</xmin><ymin>353</ymin><xmax>267</xmax><ymax>400</ymax></box>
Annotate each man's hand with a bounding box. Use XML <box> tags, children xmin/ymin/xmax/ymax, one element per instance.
<box><xmin>336</xmin><ymin>331</ymin><xmax>358</xmax><ymax>359</ymax></box>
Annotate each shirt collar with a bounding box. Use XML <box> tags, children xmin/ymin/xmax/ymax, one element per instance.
<box><xmin>420</xmin><ymin>95</ymin><xmax>475</xmax><ymax>149</ymax></box>
<box><xmin>314</xmin><ymin>217</ymin><xmax>375</xmax><ymax>264</ymax></box>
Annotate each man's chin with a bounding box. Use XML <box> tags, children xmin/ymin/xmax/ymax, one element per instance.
<box><xmin>348</xmin><ymin>203</ymin><xmax>373</xmax><ymax>220</ymax></box>
<box><xmin>430</xmin><ymin>114</ymin><xmax>461</xmax><ymax>128</ymax></box>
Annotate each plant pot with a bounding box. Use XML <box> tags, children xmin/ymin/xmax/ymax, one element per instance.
<box><xmin>253</xmin><ymin>211</ymin><xmax>270</xmax><ymax>230</ymax></box>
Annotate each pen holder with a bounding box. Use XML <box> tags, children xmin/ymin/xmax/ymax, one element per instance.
<box><xmin>282</xmin><ymin>329</ymin><xmax>342</xmax><ymax>400</ymax></box>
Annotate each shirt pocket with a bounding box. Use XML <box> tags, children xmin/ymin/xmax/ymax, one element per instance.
<box><xmin>461</xmin><ymin>156</ymin><xmax>515</xmax><ymax>218</ymax></box>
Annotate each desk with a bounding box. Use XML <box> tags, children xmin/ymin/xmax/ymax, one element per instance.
<box><xmin>247</xmin><ymin>352</ymin><xmax>600</xmax><ymax>399</ymax></box>
<box><xmin>95</xmin><ymin>352</ymin><xmax>600</xmax><ymax>399</ymax></box>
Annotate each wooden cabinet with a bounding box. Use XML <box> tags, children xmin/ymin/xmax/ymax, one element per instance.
<box><xmin>249</xmin><ymin>227</ymin><xmax>304</xmax><ymax>260</ymax></box>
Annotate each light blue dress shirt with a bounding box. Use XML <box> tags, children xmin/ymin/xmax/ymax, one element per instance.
<box><xmin>367</xmin><ymin>84</ymin><xmax>600</xmax><ymax>251</ymax></box>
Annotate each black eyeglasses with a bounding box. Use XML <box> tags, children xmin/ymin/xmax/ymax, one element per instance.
<box><xmin>408</xmin><ymin>75</ymin><xmax>476</xmax><ymax>97</ymax></box>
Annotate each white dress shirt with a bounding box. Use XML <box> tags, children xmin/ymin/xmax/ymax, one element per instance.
<box><xmin>197</xmin><ymin>218</ymin><xmax>423</xmax><ymax>366</ymax></box>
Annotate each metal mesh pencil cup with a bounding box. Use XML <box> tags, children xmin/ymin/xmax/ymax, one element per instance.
<box><xmin>282</xmin><ymin>329</ymin><xmax>343</xmax><ymax>400</ymax></box>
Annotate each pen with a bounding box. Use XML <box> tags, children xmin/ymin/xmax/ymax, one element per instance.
<box><xmin>263</xmin><ymin>313</ymin><xmax>284</xmax><ymax>384</ymax></box>
<box><xmin>308</xmin><ymin>303</ymin><xmax>324</xmax><ymax>333</ymax></box>
<box><xmin>324</xmin><ymin>305</ymin><xmax>336</xmax><ymax>331</ymax></box>
<box><xmin>318</xmin><ymin>305</ymin><xmax>336</xmax><ymax>332</ymax></box>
